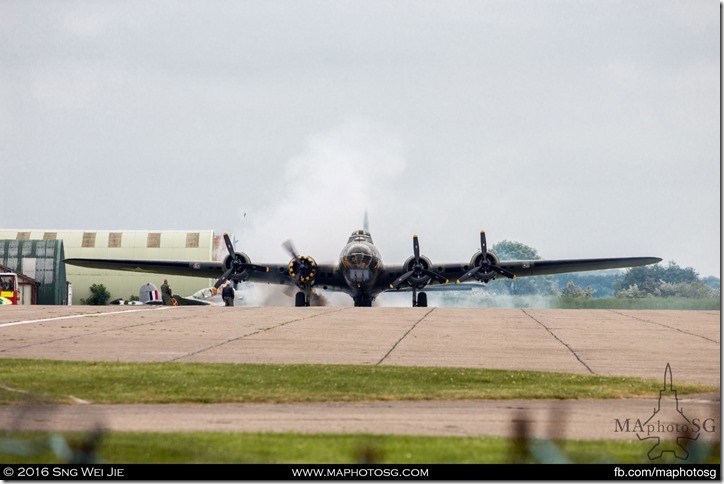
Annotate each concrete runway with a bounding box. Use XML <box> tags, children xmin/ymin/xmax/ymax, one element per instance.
<box><xmin>0</xmin><ymin>306</ymin><xmax>720</xmax><ymax>441</ymax></box>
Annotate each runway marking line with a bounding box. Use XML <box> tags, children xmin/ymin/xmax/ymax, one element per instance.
<box><xmin>0</xmin><ymin>307</ymin><xmax>172</xmax><ymax>329</ymax></box>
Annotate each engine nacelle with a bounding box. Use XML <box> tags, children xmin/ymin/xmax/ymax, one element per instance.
<box><xmin>469</xmin><ymin>250</ymin><xmax>501</xmax><ymax>281</ymax></box>
<box><xmin>222</xmin><ymin>251</ymin><xmax>253</xmax><ymax>281</ymax></box>
<box><xmin>288</xmin><ymin>255</ymin><xmax>317</xmax><ymax>285</ymax></box>
<box><xmin>403</xmin><ymin>254</ymin><xmax>434</xmax><ymax>287</ymax></box>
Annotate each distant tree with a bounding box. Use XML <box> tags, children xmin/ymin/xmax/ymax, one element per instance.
<box><xmin>616</xmin><ymin>261</ymin><xmax>712</xmax><ymax>299</ymax></box>
<box><xmin>560</xmin><ymin>281</ymin><xmax>596</xmax><ymax>299</ymax></box>
<box><xmin>81</xmin><ymin>284</ymin><xmax>111</xmax><ymax>305</ymax></box>
<box><xmin>616</xmin><ymin>283</ymin><xmax>646</xmax><ymax>299</ymax></box>
<box><xmin>702</xmin><ymin>276</ymin><xmax>721</xmax><ymax>290</ymax></box>
<box><xmin>656</xmin><ymin>282</ymin><xmax>718</xmax><ymax>299</ymax></box>
<box><xmin>554</xmin><ymin>272</ymin><xmax>618</xmax><ymax>298</ymax></box>
<box><xmin>620</xmin><ymin>261</ymin><xmax>698</xmax><ymax>289</ymax></box>
<box><xmin>490</xmin><ymin>240</ymin><xmax>555</xmax><ymax>295</ymax></box>
<box><xmin>492</xmin><ymin>240</ymin><xmax>540</xmax><ymax>261</ymax></box>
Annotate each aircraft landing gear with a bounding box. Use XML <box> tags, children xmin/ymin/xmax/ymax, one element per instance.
<box><xmin>353</xmin><ymin>297</ymin><xmax>373</xmax><ymax>307</ymax></box>
<box><xmin>411</xmin><ymin>288</ymin><xmax>428</xmax><ymax>307</ymax></box>
<box><xmin>295</xmin><ymin>291</ymin><xmax>310</xmax><ymax>307</ymax></box>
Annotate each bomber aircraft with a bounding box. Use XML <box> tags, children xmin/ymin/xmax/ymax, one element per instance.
<box><xmin>65</xmin><ymin>223</ymin><xmax>661</xmax><ymax>307</ymax></box>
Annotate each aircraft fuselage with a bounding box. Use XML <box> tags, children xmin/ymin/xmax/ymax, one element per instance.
<box><xmin>337</xmin><ymin>229</ymin><xmax>384</xmax><ymax>306</ymax></box>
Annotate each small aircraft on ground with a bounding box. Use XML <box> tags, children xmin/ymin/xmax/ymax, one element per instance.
<box><xmin>66</xmin><ymin>222</ymin><xmax>661</xmax><ymax>307</ymax></box>
<box><xmin>109</xmin><ymin>282</ymin><xmax>245</xmax><ymax>306</ymax></box>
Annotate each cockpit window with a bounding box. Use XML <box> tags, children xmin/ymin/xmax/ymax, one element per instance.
<box><xmin>347</xmin><ymin>230</ymin><xmax>374</xmax><ymax>244</ymax></box>
<box><xmin>343</xmin><ymin>244</ymin><xmax>376</xmax><ymax>269</ymax></box>
<box><xmin>348</xmin><ymin>253</ymin><xmax>372</xmax><ymax>269</ymax></box>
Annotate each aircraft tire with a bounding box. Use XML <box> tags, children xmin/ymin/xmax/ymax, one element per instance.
<box><xmin>295</xmin><ymin>292</ymin><xmax>306</xmax><ymax>307</ymax></box>
<box><xmin>417</xmin><ymin>292</ymin><xmax>428</xmax><ymax>307</ymax></box>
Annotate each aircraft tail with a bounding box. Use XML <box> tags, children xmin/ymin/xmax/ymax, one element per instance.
<box><xmin>139</xmin><ymin>283</ymin><xmax>161</xmax><ymax>304</ymax></box>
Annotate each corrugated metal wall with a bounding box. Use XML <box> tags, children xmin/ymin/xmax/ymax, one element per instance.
<box><xmin>0</xmin><ymin>230</ymin><xmax>215</xmax><ymax>305</ymax></box>
<box><xmin>0</xmin><ymin>239</ymin><xmax>67</xmax><ymax>304</ymax></box>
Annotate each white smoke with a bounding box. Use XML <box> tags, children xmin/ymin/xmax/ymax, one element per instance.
<box><xmin>232</xmin><ymin>120</ymin><xmax>411</xmax><ymax>306</ymax></box>
<box><xmin>236</xmin><ymin>119</ymin><xmax>409</xmax><ymax>264</ymax></box>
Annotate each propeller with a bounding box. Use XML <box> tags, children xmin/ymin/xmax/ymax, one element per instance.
<box><xmin>282</xmin><ymin>239</ymin><xmax>317</xmax><ymax>284</ymax></box>
<box><xmin>456</xmin><ymin>230</ymin><xmax>516</xmax><ymax>283</ymax></box>
<box><xmin>214</xmin><ymin>233</ymin><xmax>268</xmax><ymax>289</ymax></box>
<box><xmin>389</xmin><ymin>235</ymin><xmax>448</xmax><ymax>289</ymax></box>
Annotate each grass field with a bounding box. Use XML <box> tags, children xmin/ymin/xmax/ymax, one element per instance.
<box><xmin>3</xmin><ymin>431</ymin><xmax>720</xmax><ymax>465</ymax></box>
<box><xmin>1</xmin><ymin>359</ymin><xmax>719</xmax><ymax>465</ymax></box>
<box><xmin>436</xmin><ymin>295</ymin><xmax>721</xmax><ymax>310</ymax></box>
<box><xmin>0</xmin><ymin>359</ymin><xmax>716</xmax><ymax>404</ymax></box>
<box><xmin>554</xmin><ymin>296</ymin><xmax>721</xmax><ymax>310</ymax></box>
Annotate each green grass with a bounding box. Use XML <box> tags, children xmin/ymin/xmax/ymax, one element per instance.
<box><xmin>434</xmin><ymin>295</ymin><xmax>720</xmax><ymax>310</ymax></box>
<box><xmin>1</xmin><ymin>360</ymin><xmax>719</xmax><ymax>465</ymax></box>
<box><xmin>1</xmin><ymin>431</ymin><xmax>719</xmax><ymax>464</ymax></box>
<box><xmin>0</xmin><ymin>359</ymin><xmax>716</xmax><ymax>404</ymax></box>
<box><xmin>554</xmin><ymin>297</ymin><xmax>720</xmax><ymax>310</ymax></box>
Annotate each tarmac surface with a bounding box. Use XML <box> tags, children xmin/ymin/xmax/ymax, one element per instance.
<box><xmin>0</xmin><ymin>305</ymin><xmax>720</xmax><ymax>441</ymax></box>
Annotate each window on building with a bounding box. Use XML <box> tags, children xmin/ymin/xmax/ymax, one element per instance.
<box><xmin>82</xmin><ymin>232</ymin><xmax>96</xmax><ymax>248</ymax></box>
<box><xmin>43</xmin><ymin>232</ymin><xmax>57</xmax><ymax>240</ymax></box>
<box><xmin>16</xmin><ymin>232</ymin><xmax>30</xmax><ymax>240</ymax></box>
<box><xmin>108</xmin><ymin>233</ymin><xmax>123</xmax><ymax>248</ymax></box>
<box><xmin>186</xmin><ymin>232</ymin><xmax>200</xmax><ymax>248</ymax></box>
<box><xmin>147</xmin><ymin>233</ymin><xmax>161</xmax><ymax>248</ymax></box>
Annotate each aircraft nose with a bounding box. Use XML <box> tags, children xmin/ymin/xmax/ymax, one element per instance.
<box><xmin>349</xmin><ymin>269</ymin><xmax>371</xmax><ymax>282</ymax></box>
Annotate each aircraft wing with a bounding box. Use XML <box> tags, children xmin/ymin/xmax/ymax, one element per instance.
<box><xmin>378</xmin><ymin>256</ymin><xmax>662</xmax><ymax>290</ymax></box>
<box><xmin>65</xmin><ymin>258</ymin><xmax>226</xmax><ymax>279</ymax></box>
<box><xmin>440</xmin><ymin>256</ymin><xmax>662</xmax><ymax>279</ymax></box>
<box><xmin>240</xmin><ymin>263</ymin><xmax>345</xmax><ymax>288</ymax></box>
<box><xmin>64</xmin><ymin>258</ymin><xmax>346</xmax><ymax>289</ymax></box>
<box><xmin>497</xmin><ymin>257</ymin><xmax>663</xmax><ymax>277</ymax></box>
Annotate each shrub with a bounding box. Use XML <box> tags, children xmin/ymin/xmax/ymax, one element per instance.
<box><xmin>81</xmin><ymin>284</ymin><xmax>111</xmax><ymax>305</ymax></box>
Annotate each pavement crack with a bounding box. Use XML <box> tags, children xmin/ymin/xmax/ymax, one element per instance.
<box><xmin>170</xmin><ymin>308</ymin><xmax>346</xmax><ymax>362</ymax></box>
<box><xmin>521</xmin><ymin>309</ymin><xmax>594</xmax><ymax>375</ymax></box>
<box><xmin>376</xmin><ymin>308</ymin><xmax>435</xmax><ymax>366</ymax></box>
<box><xmin>608</xmin><ymin>310</ymin><xmax>718</xmax><ymax>344</ymax></box>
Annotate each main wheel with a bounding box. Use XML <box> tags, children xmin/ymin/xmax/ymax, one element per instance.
<box><xmin>416</xmin><ymin>292</ymin><xmax>427</xmax><ymax>307</ymax></box>
<box><xmin>295</xmin><ymin>292</ymin><xmax>306</xmax><ymax>307</ymax></box>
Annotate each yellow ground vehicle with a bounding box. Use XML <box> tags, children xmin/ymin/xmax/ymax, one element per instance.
<box><xmin>0</xmin><ymin>273</ymin><xmax>19</xmax><ymax>304</ymax></box>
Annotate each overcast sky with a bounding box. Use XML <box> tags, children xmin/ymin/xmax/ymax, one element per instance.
<box><xmin>1</xmin><ymin>0</ymin><xmax>719</xmax><ymax>277</ymax></box>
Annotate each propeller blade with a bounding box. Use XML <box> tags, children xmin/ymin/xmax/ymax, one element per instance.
<box><xmin>413</xmin><ymin>234</ymin><xmax>420</xmax><ymax>262</ymax></box>
<box><xmin>282</xmin><ymin>239</ymin><xmax>299</xmax><ymax>259</ymax></box>
<box><xmin>214</xmin><ymin>267</ymin><xmax>235</xmax><ymax>289</ymax></box>
<box><xmin>423</xmin><ymin>270</ymin><xmax>448</xmax><ymax>285</ymax></box>
<box><xmin>480</xmin><ymin>230</ymin><xmax>487</xmax><ymax>261</ymax></box>
<box><xmin>282</xmin><ymin>285</ymin><xmax>296</xmax><ymax>298</ymax></box>
<box><xmin>456</xmin><ymin>266</ymin><xmax>480</xmax><ymax>284</ymax></box>
<box><xmin>390</xmin><ymin>270</ymin><xmax>414</xmax><ymax>289</ymax></box>
<box><xmin>492</xmin><ymin>266</ymin><xmax>516</xmax><ymax>279</ymax></box>
<box><xmin>223</xmin><ymin>233</ymin><xmax>235</xmax><ymax>257</ymax></box>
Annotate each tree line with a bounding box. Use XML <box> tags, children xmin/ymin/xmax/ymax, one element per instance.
<box><xmin>489</xmin><ymin>240</ymin><xmax>719</xmax><ymax>300</ymax></box>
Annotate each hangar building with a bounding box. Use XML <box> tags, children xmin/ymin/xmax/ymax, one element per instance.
<box><xmin>0</xmin><ymin>239</ymin><xmax>66</xmax><ymax>304</ymax></box>
<box><xmin>0</xmin><ymin>230</ymin><xmax>218</xmax><ymax>305</ymax></box>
